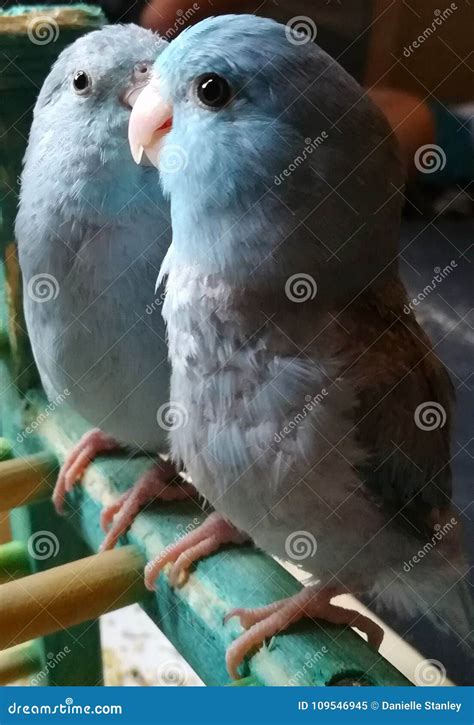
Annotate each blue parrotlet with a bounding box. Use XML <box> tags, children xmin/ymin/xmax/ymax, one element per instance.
<box><xmin>16</xmin><ymin>25</ymin><xmax>195</xmax><ymax>550</ymax></box>
<box><xmin>129</xmin><ymin>15</ymin><xmax>472</xmax><ymax>678</ymax></box>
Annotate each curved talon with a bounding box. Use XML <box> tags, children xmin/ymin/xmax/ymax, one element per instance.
<box><xmin>144</xmin><ymin>513</ymin><xmax>247</xmax><ymax>591</ymax></box>
<box><xmin>99</xmin><ymin>463</ymin><xmax>190</xmax><ymax>552</ymax></box>
<box><xmin>168</xmin><ymin>534</ymin><xmax>224</xmax><ymax>587</ymax></box>
<box><xmin>100</xmin><ymin>491</ymin><xmax>131</xmax><ymax>533</ymax></box>
<box><xmin>53</xmin><ymin>429</ymin><xmax>118</xmax><ymax>513</ymax></box>
<box><xmin>224</xmin><ymin>599</ymin><xmax>293</xmax><ymax>629</ymax></box>
<box><xmin>223</xmin><ymin>585</ymin><xmax>384</xmax><ymax>680</ymax></box>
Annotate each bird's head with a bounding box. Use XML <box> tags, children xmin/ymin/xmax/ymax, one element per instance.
<box><xmin>129</xmin><ymin>15</ymin><xmax>403</xmax><ymax>299</ymax></box>
<box><xmin>21</xmin><ymin>24</ymin><xmax>167</xmax><ymax>222</ymax></box>
<box><xmin>33</xmin><ymin>24</ymin><xmax>166</xmax><ymax>151</ymax></box>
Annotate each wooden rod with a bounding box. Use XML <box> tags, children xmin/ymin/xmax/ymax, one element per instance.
<box><xmin>0</xmin><ymin>546</ymin><xmax>147</xmax><ymax>650</ymax></box>
<box><xmin>0</xmin><ymin>642</ymin><xmax>41</xmax><ymax>686</ymax></box>
<box><xmin>0</xmin><ymin>452</ymin><xmax>58</xmax><ymax>511</ymax></box>
<box><xmin>0</xmin><ymin>540</ymin><xmax>31</xmax><ymax>584</ymax></box>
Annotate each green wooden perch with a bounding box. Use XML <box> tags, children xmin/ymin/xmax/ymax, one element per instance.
<box><xmin>0</xmin><ymin>366</ymin><xmax>411</xmax><ymax>686</ymax></box>
<box><xmin>0</xmin><ymin>5</ymin><xmax>411</xmax><ymax>689</ymax></box>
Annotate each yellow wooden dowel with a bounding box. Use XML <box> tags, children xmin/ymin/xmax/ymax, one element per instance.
<box><xmin>0</xmin><ymin>642</ymin><xmax>41</xmax><ymax>686</ymax></box>
<box><xmin>0</xmin><ymin>452</ymin><xmax>57</xmax><ymax>511</ymax></box>
<box><xmin>0</xmin><ymin>546</ymin><xmax>147</xmax><ymax>650</ymax></box>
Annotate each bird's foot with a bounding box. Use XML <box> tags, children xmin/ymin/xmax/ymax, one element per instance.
<box><xmin>53</xmin><ymin>428</ymin><xmax>118</xmax><ymax>513</ymax></box>
<box><xmin>144</xmin><ymin>511</ymin><xmax>247</xmax><ymax>591</ymax></box>
<box><xmin>224</xmin><ymin>585</ymin><xmax>384</xmax><ymax>679</ymax></box>
<box><xmin>100</xmin><ymin>460</ymin><xmax>195</xmax><ymax>551</ymax></box>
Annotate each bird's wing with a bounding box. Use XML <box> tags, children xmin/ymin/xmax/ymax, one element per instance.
<box><xmin>334</xmin><ymin>278</ymin><xmax>454</xmax><ymax>537</ymax></box>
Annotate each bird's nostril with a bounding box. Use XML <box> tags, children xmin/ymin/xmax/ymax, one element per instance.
<box><xmin>134</xmin><ymin>62</ymin><xmax>150</xmax><ymax>79</ymax></box>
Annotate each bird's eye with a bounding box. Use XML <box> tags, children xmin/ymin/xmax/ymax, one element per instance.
<box><xmin>73</xmin><ymin>70</ymin><xmax>91</xmax><ymax>95</ymax></box>
<box><xmin>195</xmin><ymin>73</ymin><xmax>231</xmax><ymax>109</ymax></box>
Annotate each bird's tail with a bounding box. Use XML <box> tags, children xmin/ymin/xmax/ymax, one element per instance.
<box><xmin>371</xmin><ymin>567</ymin><xmax>473</xmax><ymax>654</ymax></box>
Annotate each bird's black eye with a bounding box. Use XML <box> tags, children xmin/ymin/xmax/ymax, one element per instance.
<box><xmin>195</xmin><ymin>73</ymin><xmax>231</xmax><ymax>109</ymax></box>
<box><xmin>73</xmin><ymin>70</ymin><xmax>91</xmax><ymax>95</ymax></box>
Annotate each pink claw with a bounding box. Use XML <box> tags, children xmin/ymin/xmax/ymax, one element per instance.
<box><xmin>99</xmin><ymin>464</ymin><xmax>195</xmax><ymax>551</ymax></box>
<box><xmin>224</xmin><ymin>586</ymin><xmax>384</xmax><ymax>680</ymax></box>
<box><xmin>144</xmin><ymin>512</ymin><xmax>248</xmax><ymax>591</ymax></box>
<box><xmin>53</xmin><ymin>429</ymin><xmax>118</xmax><ymax>513</ymax></box>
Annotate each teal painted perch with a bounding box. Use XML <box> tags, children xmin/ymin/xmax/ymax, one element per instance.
<box><xmin>0</xmin><ymin>354</ymin><xmax>411</xmax><ymax>686</ymax></box>
<box><xmin>0</xmin><ymin>6</ymin><xmax>411</xmax><ymax>688</ymax></box>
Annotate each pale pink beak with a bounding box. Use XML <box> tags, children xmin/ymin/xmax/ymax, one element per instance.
<box><xmin>128</xmin><ymin>80</ymin><xmax>173</xmax><ymax>167</ymax></box>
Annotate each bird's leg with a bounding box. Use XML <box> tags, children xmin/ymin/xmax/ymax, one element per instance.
<box><xmin>144</xmin><ymin>511</ymin><xmax>248</xmax><ymax>591</ymax></box>
<box><xmin>100</xmin><ymin>460</ymin><xmax>196</xmax><ymax>551</ymax></box>
<box><xmin>224</xmin><ymin>585</ymin><xmax>384</xmax><ymax>679</ymax></box>
<box><xmin>53</xmin><ymin>430</ymin><xmax>196</xmax><ymax>551</ymax></box>
<box><xmin>53</xmin><ymin>428</ymin><xmax>119</xmax><ymax>513</ymax></box>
